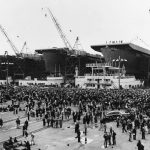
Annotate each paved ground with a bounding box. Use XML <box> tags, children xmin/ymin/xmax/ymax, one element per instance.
<box><xmin>0</xmin><ymin>100</ymin><xmax>26</xmax><ymax>122</ymax></box>
<box><xmin>1</xmin><ymin>106</ymin><xmax>150</xmax><ymax>150</ymax></box>
<box><xmin>0</xmin><ymin>111</ymin><xmax>25</xmax><ymax>122</ymax></box>
<box><xmin>0</xmin><ymin>117</ymin><xmax>38</xmax><ymax>142</ymax></box>
<box><xmin>19</xmin><ymin>121</ymin><xmax>150</xmax><ymax>150</ymax></box>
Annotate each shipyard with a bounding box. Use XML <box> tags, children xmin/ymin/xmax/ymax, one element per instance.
<box><xmin>1</xmin><ymin>1</ymin><xmax>150</xmax><ymax>150</ymax></box>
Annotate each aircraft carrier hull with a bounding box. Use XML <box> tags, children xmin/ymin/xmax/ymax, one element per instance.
<box><xmin>91</xmin><ymin>43</ymin><xmax>150</xmax><ymax>80</ymax></box>
<box><xmin>42</xmin><ymin>49</ymin><xmax>66</xmax><ymax>76</ymax></box>
<box><xmin>36</xmin><ymin>48</ymin><xmax>103</xmax><ymax>76</ymax></box>
<box><xmin>0</xmin><ymin>55</ymin><xmax>46</xmax><ymax>80</ymax></box>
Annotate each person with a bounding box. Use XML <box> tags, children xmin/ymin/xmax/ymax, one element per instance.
<box><xmin>16</xmin><ymin>117</ymin><xmax>20</xmax><ymax>129</ymax></box>
<box><xmin>99</xmin><ymin>119</ymin><xmax>103</xmax><ymax>131</ymax></box>
<box><xmin>116</xmin><ymin>117</ymin><xmax>120</xmax><ymax>128</ymax></box>
<box><xmin>141</xmin><ymin>127</ymin><xmax>145</xmax><ymax>139</ymax></box>
<box><xmin>110</xmin><ymin>127</ymin><xmax>113</xmax><ymax>135</ymax></box>
<box><xmin>25</xmin><ymin>130</ymin><xmax>28</xmax><ymax>138</ymax></box>
<box><xmin>129</xmin><ymin>130</ymin><xmax>132</xmax><ymax>142</ymax></box>
<box><xmin>137</xmin><ymin>140</ymin><xmax>144</xmax><ymax>150</ymax></box>
<box><xmin>31</xmin><ymin>132</ymin><xmax>35</xmax><ymax>145</ymax></box>
<box><xmin>83</xmin><ymin>115</ymin><xmax>86</xmax><ymax>125</ymax></box>
<box><xmin>25</xmin><ymin>141</ymin><xmax>31</xmax><ymax>150</ymax></box>
<box><xmin>47</xmin><ymin>117</ymin><xmax>50</xmax><ymax>127</ymax></box>
<box><xmin>0</xmin><ymin>118</ymin><xmax>3</xmax><ymax>127</ymax></box>
<box><xmin>23</xmin><ymin>125</ymin><xmax>26</xmax><ymax>136</ymax></box>
<box><xmin>122</xmin><ymin>120</ymin><xmax>127</xmax><ymax>133</ymax></box>
<box><xmin>112</xmin><ymin>130</ymin><xmax>116</xmax><ymax>145</ymax></box>
<box><xmin>104</xmin><ymin>123</ymin><xmax>107</xmax><ymax>133</ymax></box>
<box><xmin>132</xmin><ymin>127</ymin><xmax>137</xmax><ymax>140</ymax></box>
<box><xmin>103</xmin><ymin>132</ymin><xmax>108</xmax><ymax>148</ymax></box>
<box><xmin>73</xmin><ymin>111</ymin><xmax>77</xmax><ymax>123</ymax></box>
<box><xmin>59</xmin><ymin>116</ymin><xmax>63</xmax><ymax>128</ymax></box>
<box><xmin>42</xmin><ymin>117</ymin><xmax>46</xmax><ymax>126</ymax></box>
<box><xmin>8</xmin><ymin>137</ymin><xmax>13</xmax><ymax>145</ymax></box>
<box><xmin>84</xmin><ymin>123</ymin><xmax>87</xmax><ymax>136</ymax></box>
<box><xmin>27</xmin><ymin>111</ymin><xmax>30</xmax><ymax>121</ymax></box>
<box><xmin>55</xmin><ymin>117</ymin><xmax>58</xmax><ymax>128</ymax></box>
<box><xmin>24</xmin><ymin>120</ymin><xmax>29</xmax><ymax>130</ymax></box>
<box><xmin>14</xmin><ymin>137</ymin><xmax>18</xmax><ymax>143</ymax></box>
<box><xmin>107</xmin><ymin>132</ymin><xmax>111</xmax><ymax>145</ymax></box>
<box><xmin>94</xmin><ymin>115</ymin><xmax>98</xmax><ymax>128</ymax></box>
<box><xmin>77</xmin><ymin>128</ymin><xmax>81</xmax><ymax>143</ymax></box>
<box><xmin>75</xmin><ymin>122</ymin><xmax>79</xmax><ymax>134</ymax></box>
<box><xmin>51</xmin><ymin>117</ymin><xmax>54</xmax><ymax>127</ymax></box>
<box><xmin>141</xmin><ymin>144</ymin><xmax>144</xmax><ymax>150</ymax></box>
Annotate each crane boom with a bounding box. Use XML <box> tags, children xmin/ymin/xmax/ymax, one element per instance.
<box><xmin>44</xmin><ymin>8</ymin><xmax>80</xmax><ymax>82</ymax></box>
<box><xmin>0</xmin><ymin>25</ymin><xmax>20</xmax><ymax>57</ymax></box>
<box><xmin>20</xmin><ymin>41</ymin><xmax>27</xmax><ymax>54</ymax></box>
<box><xmin>46</xmin><ymin>8</ymin><xmax>73</xmax><ymax>51</ymax></box>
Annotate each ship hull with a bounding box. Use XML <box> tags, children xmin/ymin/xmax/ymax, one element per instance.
<box><xmin>91</xmin><ymin>44</ymin><xmax>150</xmax><ymax>80</ymax></box>
<box><xmin>42</xmin><ymin>49</ymin><xmax>66</xmax><ymax>76</ymax></box>
<box><xmin>101</xmin><ymin>48</ymin><xmax>149</xmax><ymax>78</ymax></box>
<box><xmin>36</xmin><ymin>48</ymin><xmax>103</xmax><ymax>77</ymax></box>
<box><xmin>0</xmin><ymin>55</ymin><xmax>46</xmax><ymax>80</ymax></box>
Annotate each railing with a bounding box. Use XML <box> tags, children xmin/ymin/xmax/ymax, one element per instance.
<box><xmin>86</xmin><ymin>63</ymin><xmax>112</xmax><ymax>68</ymax></box>
<box><xmin>113</xmin><ymin>76</ymin><xmax>135</xmax><ymax>79</ymax></box>
<box><xmin>85</xmin><ymin>73</ymin><xmax>114</xmax><ymax>76</ymax></box>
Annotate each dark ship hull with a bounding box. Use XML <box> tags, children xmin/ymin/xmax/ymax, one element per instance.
<box><xmin>0</xmin><ymin>55</ymin><xmax>46</xmax><ymax>80</ymax></box>
<box><xmin>91</xmin><ymin>43</ymin><xmax>150</xmax><ymax>80</ymax></box>
<box><xmin>36</xmin><ymin>48</ymin><xmax>103</xmax><ymax>76</ymax></box>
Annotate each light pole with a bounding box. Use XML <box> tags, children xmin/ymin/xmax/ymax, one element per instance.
<box><xmin>115</xmin><ymin>56</ymin><xmax>127</xmax><ymax>89</ymax></box>
<box><xmin>118</xmin><ymin>56</ymin><xmax>121</xmax><ymax>90</ymax></box>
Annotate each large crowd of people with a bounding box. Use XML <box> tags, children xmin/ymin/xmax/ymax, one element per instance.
<box><xmin>1</xmin><ymin>85</ymin><xmax>150</xmax><ymax>149</ymax></box>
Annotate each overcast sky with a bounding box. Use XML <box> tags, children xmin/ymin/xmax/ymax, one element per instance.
<box><xmin>0</xmin><ymin>0</ymin><xmax>150</xmax><ymax>55</ymax></box>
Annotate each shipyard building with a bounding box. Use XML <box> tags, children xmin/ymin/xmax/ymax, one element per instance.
<box><xmin>91</xmin><ymin>41</ymin><xmax>150</xmax><ymax>85</ymax></box>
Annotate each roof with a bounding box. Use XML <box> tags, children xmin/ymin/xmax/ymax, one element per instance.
<box><xmin>35</xmin><ymin>47</ymin><xmax>68</xmax><ymax>54</ymax></box>
<box><xmin>91</xmin><ymin>42</ymin><xmax>150</xmax><ymax>56</ymax></box>
<box><xmin>35</xmin><ymin>47</ymin><xmax>103</xmax><ymax>58</ymax></box>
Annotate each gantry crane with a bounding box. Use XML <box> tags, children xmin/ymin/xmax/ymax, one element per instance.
<box><xmin>44</xmin><ymin>8</ymin><xmax>80</xmax><ymax>83</ymax></box>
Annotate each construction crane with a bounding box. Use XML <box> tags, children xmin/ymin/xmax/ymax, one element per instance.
<box><xmin>45</xmin><ymin>8</ymin><xmax>73</xmax><ymax>53</ymax></box>
<box><xmin>0</xmin><ymin>24</ymin><xmax>22</xmax><ymax>58</ymax></box>
<box><xmin>73</xmin><ymin>36</ymin><xmax>85</xmax><ymax>54</ymax></box>
<box><xmin>43</xmin><ymin>8</ymin><xmax>80</xmax><ymax>84</ymax></box>
<box><xmin>0</xmin><ymin>25</ymin><xmax>24</xmax><ymax>79</ymax></box>
<box><xmin>20</xmin><ymin>41</ymin><xmax>27</xmax><ymax>55</ymax></box>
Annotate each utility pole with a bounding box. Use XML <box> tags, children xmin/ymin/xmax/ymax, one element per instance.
<box><xmin>118</xmin><ymin>56</ymin><xmax>121</xmax><ymax>90</ymax></box>
<box><xmin>5</xmin><ymin>51</ymin><xmax>9</xmax><ymax>93</ymax></box>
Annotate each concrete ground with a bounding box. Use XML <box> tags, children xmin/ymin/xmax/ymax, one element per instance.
<box><xmin>19</xmin><ymin>121</ymin><xmax>150</xmax><ymax>150</ymax></box>
<box><xmin>0</xmin><ymin>111</ymin><xmax>25</xmax><ymax>123</ymax></box>
<box><xmin>1</xmin><ymin>105</ymin><xmax>150</xmax><ymax>150</ymax></box>
<box><xmin>0</xmin><ymin>100</ymin><xmax>26</xmax><ymax>122</ymax></box>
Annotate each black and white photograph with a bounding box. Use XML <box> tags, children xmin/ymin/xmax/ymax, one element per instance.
<box><xmin>0</xmin><ymin>0</ymin><xmax>150</xmax><ymax>150</ymax></box>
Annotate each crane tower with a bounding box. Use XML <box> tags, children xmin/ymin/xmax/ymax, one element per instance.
<box><xmin>44</xmin><ymin>8</ymin><xmax>80</xmax><ymax>84</ymax></box>
<box><xmin>0</xmin><ymin>25</ymin><xmax>22</xmax><ymax>58</ymax></box>
<box><xmin>0</xmin><ymin>25</ymin><xmax>24</xmax><ymax>79</ymax></box>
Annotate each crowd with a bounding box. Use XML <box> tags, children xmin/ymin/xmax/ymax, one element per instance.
<box><xmin>1</xmin><ymin>85</ymin><xmax>150</xmax><ymax>149</ymax></box>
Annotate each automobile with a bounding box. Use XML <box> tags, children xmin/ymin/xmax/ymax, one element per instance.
<box><xmin>105</xmin><ymin>110</ymin><xmax>130</xmax><ymax>121</ymax></box>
